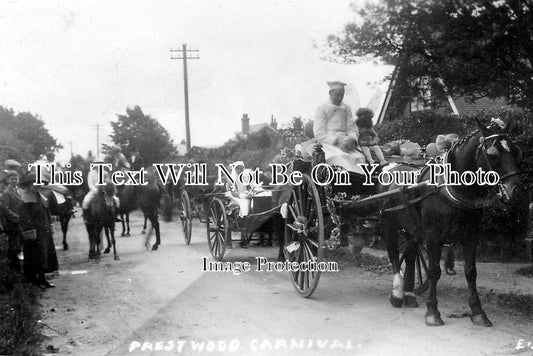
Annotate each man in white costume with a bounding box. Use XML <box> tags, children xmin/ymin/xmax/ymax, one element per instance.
<box><xmin>312</xmin><ymin>81</ymin><xmax>365</xmax><ymax>173</ymax></box>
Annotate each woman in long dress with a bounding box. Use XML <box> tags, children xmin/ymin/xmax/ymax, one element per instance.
<box><xmin>17</xmin><ymin>172</ymin><xmax>58</xmax><ymax>288</ymax></box>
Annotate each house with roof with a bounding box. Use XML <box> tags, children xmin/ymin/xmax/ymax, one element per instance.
<box><xmin>240</xmin><ymin>113</ymin><xmax>279</xmax><ymax>137</ymax></box>
<box><xmin>375</xmin><ymin>66</ymin><xmax>509</xmax><ymax>125</ymax></box>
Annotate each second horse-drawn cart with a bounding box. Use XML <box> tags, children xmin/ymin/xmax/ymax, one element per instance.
<box><xmin>178</xmin><ymin>172</ymin><xmax>286</xmax><ymax>261</ymax></box>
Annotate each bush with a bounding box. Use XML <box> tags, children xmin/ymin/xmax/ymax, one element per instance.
<box><xmin>378</xmin><ymin>111</ymin><xmax>472</xmax><ymax>146</ymax></box>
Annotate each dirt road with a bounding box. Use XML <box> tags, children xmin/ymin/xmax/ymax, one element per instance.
<box><xmin>38</xmin><ymin>212</ymin><xmax>532</xmax><ymax>356</ymax></box>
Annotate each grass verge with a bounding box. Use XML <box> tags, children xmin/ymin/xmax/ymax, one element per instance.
<box><xmin>0</xmin><ymin>275</ymin><xmax>43</xmax><ymax>356</ymax></box>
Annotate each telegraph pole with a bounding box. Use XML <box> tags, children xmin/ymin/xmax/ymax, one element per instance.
<box><xmin>96</xmin><ymin>123</ymin><xmax>100</xmax><ymax>156</ymax></box>
<box><xmin>171</xmin><ymin>44</ymin><xmax>199</xmax><ymax>152</ymax></box>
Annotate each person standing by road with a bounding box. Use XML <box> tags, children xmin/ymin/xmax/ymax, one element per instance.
<box><xmin>17</xmin><ymin>172</ymin><xmax>58</xmax><ymax>288</ymax></box>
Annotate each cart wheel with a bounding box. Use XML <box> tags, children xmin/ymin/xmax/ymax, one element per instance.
<box><xmin>180</xmin><ymin>190</ymin><xmax>192</xmax><ymax>245</ymax></box>
<box><xmin>285</xmin><ymin>174</ymin><xmax>324</xmax><ymax>298</ymax></box>
<box><xmin>206</xmin><ymin>198</ymin><xmax>228</xmax><ymax>261</ymax></box>
<box><xmin>399</xmin><ymin>233</ymin><xmax>429</xmax><ymax>295</ymax></box>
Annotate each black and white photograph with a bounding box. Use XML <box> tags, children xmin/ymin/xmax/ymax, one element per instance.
<box><xmin>0</xmin><ymin>1</ymin><xmax>532</xmax><ymax>355</ymax></box>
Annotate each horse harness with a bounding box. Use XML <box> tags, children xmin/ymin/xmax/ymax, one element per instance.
<box><xmin>381</xmin><ymin>131</ymin><xmax>519</xmax><ymax>240</ymax></box>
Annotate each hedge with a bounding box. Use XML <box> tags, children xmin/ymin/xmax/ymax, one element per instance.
<box><xmin>377</xmin><ymin>108</ymin><xmax>533</xmax><ymax>243</ymax></box>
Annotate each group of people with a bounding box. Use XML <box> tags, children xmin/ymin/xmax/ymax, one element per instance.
<box><xmin>0</xmin><ymin>160</ymin><xmax>59</xmax><ymax>288</ymax></box>
<box><xmin>0</xmin><ymin>146</ymin><xmax>146</xmax><ymax>289</ymax></box>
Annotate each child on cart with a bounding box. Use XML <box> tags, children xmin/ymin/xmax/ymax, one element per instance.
<box><xmin>355</xmin><ymin>108</ymin><xmax>387</xmax><ymax>166</ymax></box>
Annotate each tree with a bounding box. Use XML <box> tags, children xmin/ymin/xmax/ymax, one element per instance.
<box><xmin>109</xmin><ymin>106</ymin><xmax>177</xmax><ymax>165</ymax></box>
<box><xmin>0</xmin><ymin>105</ymin><xmax>60</xmax><ymax>164</ymax></box>
<box><xmin>328</xmin><ymin>0</ymin><xmax>533</xmax><ymax>109</ymax></box>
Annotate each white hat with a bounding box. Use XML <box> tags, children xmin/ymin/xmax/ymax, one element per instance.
<box><xmin>327</xmin><ymin>81</ymin><xmax>346</xmax><ymax>91</ymax></box>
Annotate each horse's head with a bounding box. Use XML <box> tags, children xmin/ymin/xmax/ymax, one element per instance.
<box><xmin>100</xmin><ymin>181</ymin><xmax>117</xmax><ymax>208</ymax></box>
<box><xmin>474</xmin><ymin>119</ymin><xmax>524</xmax><ymax>205</ymax></box>
<box><xmin>447</xmin><ymin>118</ymin><xmax>524</xmax><ymax>206</ymax></box>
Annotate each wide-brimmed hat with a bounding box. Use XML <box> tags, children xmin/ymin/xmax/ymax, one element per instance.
<box><xmin>19</xmin><ymin>171</ymin><xmax>49</xmax><ymax>187</ymax></box>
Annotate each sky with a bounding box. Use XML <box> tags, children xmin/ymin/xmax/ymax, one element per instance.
<box><xmin>0</xmin><ymin>0</ymin><xmax>392</xmax><ymax>162</ymax></box>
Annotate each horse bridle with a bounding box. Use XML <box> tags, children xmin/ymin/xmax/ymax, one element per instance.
<box><xmin>475</xmin><ymin>133</ymin><xmax>521</xmax><ymax>201</ymax></box>
<box><xmin>436</xmin><ymin>131</ymin><xmax>520</xmax><ymax>209</ymax></box>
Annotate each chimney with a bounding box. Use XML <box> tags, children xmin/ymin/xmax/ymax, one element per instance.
<box><xmin>242</xmin><ymin>114</ymin><xmax>250</xmax><ymax>134</ymax></box>
<box><xmin>270</xmin><ymin>115</ymin><xmax>278</xmax><ymax>130</ymax></box>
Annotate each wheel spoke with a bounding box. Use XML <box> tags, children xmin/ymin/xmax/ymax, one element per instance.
<box><xmin>307</xmin><ymin>237</ymin><xmax>319</xmax><ymax>249</ymax></box>
<box><xmin>213</xmin><ymin>232</ymin><xmax>220</xmax><ymax>253</ymax></box>
<box><xmin>288</xmin><ymin>205</ymin><xmax>298</xmax><ymax>222</ymax></box>
<box><xmin>304</xmin><ymin>240</ymin><xmax>316</xmax><ymax>263</ymax></box>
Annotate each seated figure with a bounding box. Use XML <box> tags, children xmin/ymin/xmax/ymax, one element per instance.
<box><xmin>355</xmin><ymin>107</ymin><xmax>387</xmax><ymax>165</ymax></box>
<box><xmin>299</xmin><ymin>81</ymin><xmax>366</xmax><ymax>174</ymax></box>
<box><xmin>82</xmin><ymin>157</ymin><xmax>119</xmax><ymax>220</ymax></box>
<box><xmin>224</xmin><ymin>161</ymin><xmax>251</xmax><ymax>218</ymax></box>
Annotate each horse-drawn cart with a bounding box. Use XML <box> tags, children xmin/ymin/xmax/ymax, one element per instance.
<box><xmin>178</xmin><ymin>184</ymin><xmax>213</xmax><ymax>245</ymax></box>
<box><xmin>283</xmin><ymin>148</ymin><xmax>430</xmax><ymax>297</ymax></box>
<box><xmin>178</xmin><ymin>175</ymin><xmax>286</xmax><ymax>260</ymax></box>
<box><xmin>205</xmin><ymin>187</ymin><xmax>286</xmax><ymax>261</ymax></box>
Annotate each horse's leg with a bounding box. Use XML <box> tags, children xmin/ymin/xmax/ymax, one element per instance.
<box><xmin>103</xmin><ymin>226</ymin><xmax>111</xmax><ymax>254</ymax></box>
<box><xmin>384</xmin><ymin>222</ymin><xmax>404</xmax><ymax>308</ymax></box>
<box><xmin>151</xmin><ymin>214</ymin><xmax>161</xmax><ymax>251</ymax></box>
<box><xmin>86</xmin><ymin>222</ymin><xmax>96</xmax><ymax>259</ymax></box>
<box><xmin>95</xmin><ymin>225</ymin><xmax>103</xmax><ymax>259</ymax></box>
<box><xmin>463</xmin><ymin>239</ymin><xmax>492</xmax><ymax>326</ymax></box>
<box><xmin>126</xmin><ymin>212</ymin><xmax>131</xmax><ymax>236</ymax></box>
<box><xmin>120</xmin><ymin>214</ymin><xmax>126</xmax><ymax>236</ymax></box>
<box><xmin>60</xmin><ymin>214</ymin><xmax>70</xmax><ymax>250</ymax></box>
<box><xmin>403</xmin><ymin>237</ymin><xmax>419</xmax><ymax>308</ymax></box>
<box><xmin>141</xmin><ymin>214</ymin><xmax>147</xmax><ymax>234</ymax></box>
<box><xmin>425</xmin><ymin>238</ymin><xmax>444</xmax><ymax>326</ymax></box>
<box><xmin>111</xmin><ymin>224</ymin><xmax>119</xmax><ymax>260</ymax></box>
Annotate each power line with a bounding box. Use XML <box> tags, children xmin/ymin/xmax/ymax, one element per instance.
<box><xmin>170</xmin><ymin>44</ymin><xmax>200</xmax><ymax>152</ymax></box>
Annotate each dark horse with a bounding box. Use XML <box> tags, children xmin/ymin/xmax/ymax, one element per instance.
<box><xmin>117</xmin><ymin>176</ymin><xmax>167</xmax><ymax>250</ymax></box>
<box><xmin>47</xmin><ymin>189</ymin><xmax>75</xmax><ymax>251</ymax></box>
<box><xmin>86</xmin><ymin>182</ymin><xmax>119</xmax><ymax>260</ymax></box>
<box><xmin>380</xmin><ymin>120</ymin><xmax>524</xmax><ymax>326</ymax></box>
